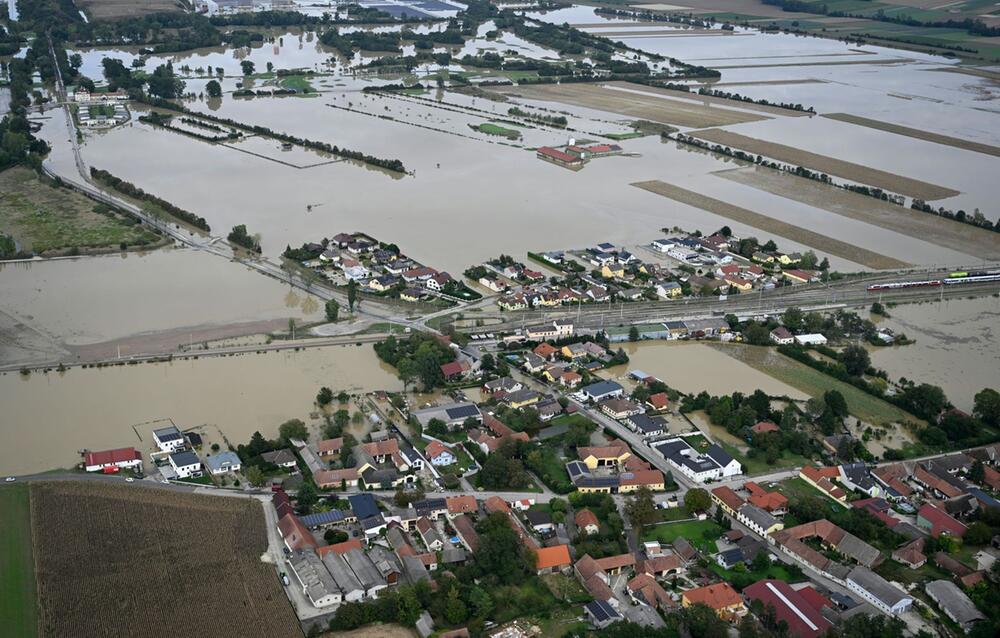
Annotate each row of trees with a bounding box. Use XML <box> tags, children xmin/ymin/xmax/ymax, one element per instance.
<box><xmin>89</xmin><ymin>167</ymin><xmax>211</xmax><ymax>231</ymax></box>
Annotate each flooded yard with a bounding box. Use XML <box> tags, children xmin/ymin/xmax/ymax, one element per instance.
<box><xmin>600</xmin><ymin>341</ymin><xmax>809</xmax><ymax>398</ymax></box>
<box><xmin>869</xmin><ymin>296</ymin><xmax>1000</xmax><ymax>412</ymax></box>
<box><xmin>0</xmin><ymin>344</ymin><xmax>401</xmax><ymax>475</ymax></box>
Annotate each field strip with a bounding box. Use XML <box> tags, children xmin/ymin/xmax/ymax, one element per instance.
<box><xmin>598</xmin><ymin>30</ymin><xmax>750</xmax><ymax>36</ymax></box>
<box><xmin>707</xmin><ymin>79</ymin><xmax>827</xmax><ymax>87</ymax></box>
<box><xmin>630</xmin><ymin>180</ymin><xmax>911</xmax><ymax>269</ymax></box>
<box><xmin>605</xmin><ymin>81</ymin><xmax>812</xmax><ymax>117</ymax></box>
<box><xmin>822</xmin><ymin>113</ymin><xmax>1000</xmax><ymax>157</ymax></box>
<box><xmin>715</xmin><ymin>166</ymin><xmax>1000</xmax><ymax>261</ymax></box>
<box><xmin>925</xmin><ymin>66</ymin><xmax>1000</xmax><ymax>82</ymax></box>
<box><xmin>688</xmin><ymin>128</ymin><xmax>960</xmax><ymax>200</ymax></box>
<box><xmin>711</xmin><ymin>58</ymin><xmax>914</xmax><ymax>69</ymax></box>
<box><xmin>690</xmin><ymin>52</ymin><xmax>871</xmax><ymax>61</ymax></box>
<box><xmin>488</xmin><ymin>83</ymin><xmax>768</xmax><ymax>128</ymax></box>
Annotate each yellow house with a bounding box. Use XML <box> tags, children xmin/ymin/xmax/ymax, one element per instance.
<box><xmin>561</xmin><ymin>343</ymin><xmax>588</xmax><ymax>359</ymax></box>
<box><xmin>782</xmin><ymin>270</ymin><xmax>812</xmax><ymax>284</ymax></box>
<box><xmin>578</xmin><ymin>443</ymin><xmax>631</xmax><ymax>470</ymax></box>
<box><xmin>724</xmin><ymin>276</ymin><xmax>753</xmax><ymax>293</ymax></box>
<box><xmin>601</xmin><ymin>264</ymin><xmax>625</xmax><ymax>279</ymax></box>
<box><xmin>401</xmin><ymin>289</ymin><xmax>422</xmax><ymax>302</ymax></box>
<box><xmin>507</xmin><ymin>393</ymin><xmax>540</xmax><ymax>409</ymax></box>
<box><xmin>682</xmin><ymin>584</ymin><xmax>747</xmax><ymax>621</ymax></box>
<box><xmin>619</xmin><ymin>470</ymin><xmax>665</xmax><ymax>493</ymax></box>
<box><xmin>775</xmin><ymin>253</ymin><xmax>793</xmax><ymax>265</ymax></box>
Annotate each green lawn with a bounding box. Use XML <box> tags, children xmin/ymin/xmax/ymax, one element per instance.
<box><xmin>708</xmin><ymin>561</ymin><xmax>797</xmax><ymax>584</ymax></box>
<box><xmin>0</xmin><ymin>485</ymin><xmax>37</xmax><ymax>638</ymax></box>
<box><xmin>719</xmin><ymin>441</ymin><xmax>809</xmax><ymax>475</ymax></box>
<box><xmin>605</xmin><ymin>131</ymin><xmax>643</xmax><ymax>140</ymax></box>
<box><xmin>641</xmin><ymin>519</ymin><xmax>724</xmax><ymax>554</ymax></box>
<box><xmin>278</xmin><ymin>74</ymin><xmax>316</xmax><ymax>94</ymax></box>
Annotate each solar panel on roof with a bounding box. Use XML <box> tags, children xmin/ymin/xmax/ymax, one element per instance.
<box><xmin>445</xmin><ymin>404</ymin><xmax>479</xmax><ymax>419</ymax></box>
<box><xmin>300</xmin><ymin>510</ymin><xmax>346</xmax><ymax>527</ymax></box>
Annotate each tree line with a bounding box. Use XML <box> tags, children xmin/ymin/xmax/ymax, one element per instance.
<box><xmin>90</xmin><ymin>167</ymin><xmax>211</xmax><ymax>231</ymax></box>
<box><xmin>137</xmin><ymin>96</ymin><xmax>407</xmax><ymax>173</ymax></box>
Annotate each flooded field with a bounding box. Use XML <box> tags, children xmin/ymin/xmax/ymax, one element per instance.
<box><xmin>0</xmin><ymin>344</ymin><xmax>401</xmax><ymax>475</ymax></box>
<box><xmin>600</xmin><ymin>341</ymin><xmax>810</xmax><ymax>398</ymax></box>
<box><xmin>0</xmin><ymin>249</ymin><xmax>322</xmax><ymax>367</ymax></box>
<box><xmin>869</xmin><ymin>296</ymin><xmax>1000</xmax><ymax>412</ymax></box>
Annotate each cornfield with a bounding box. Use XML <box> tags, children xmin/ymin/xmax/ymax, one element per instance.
<box><xmin>30</xmin><ymin>481</ymin><xmax>301</xmax><ymax>638</ymax></box>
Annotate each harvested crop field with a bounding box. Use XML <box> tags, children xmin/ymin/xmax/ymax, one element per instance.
<box><xmin>321</xmin><ymin>625</ymin><xmax>416</xmax><ymax>638</ymax></box>
<box><xmin>30</xmin><ymin>482</ymin><xmax>300</xmax><ymax>638</ymax></box>
<box><xmin>688</xmin><ymin>128</ymin><xmax>960</xmax><ymax>200</ymax></box>
<box><xmin>489</xmin><ymin>83</ymin><xmax>767</xmax><ymax>128</ymax></box>
<box><xmin>605</xmin><ymin>81</ymin><xmax>811</xmax><ymax>117</ymax></box>
<box><xmin>717</xmin><ymin>166</ymin><xmax>1000</xmax><ymax>260</ymax></box>
<box><xmin>822</xmin><ymin>113</ymin><xmax>1000</xmax><ymax>158</ymax></box>
<box><xmin>630</xmin><ymin>180</ymin><xmax>910</xmax><ymax>269</ymax></box>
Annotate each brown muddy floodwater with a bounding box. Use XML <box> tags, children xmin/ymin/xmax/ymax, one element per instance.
<box><xmin>869</xmin><ymin>296</ymin><xmax>1000</xmax><ymax>412</ymax></box>
<box><xmin>0</xmin><ymin>248</ymin><xmax>322</xmax><ymax>367</ymax></box>
<box><xmin>0</xmin><ymin>344</ymin><xmax>401</xmax><ymax>475</ymax></box>
<box><xmin>600</xmin><ymin>341</ymin><xmax>809</xmax><ymax>399</ymax></box>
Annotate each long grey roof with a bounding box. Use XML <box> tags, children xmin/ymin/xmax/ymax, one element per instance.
<box><xmin>847</xmin><ymin>566</ymin><xmax>909</xmax><ymax>607</ymax></box>
<box><xmin>291</xmin><ymin>551</ymin><xmax>339</xmax><ymax>603</ymax></box>
<box><xmin>925</xmin><ymin>580</ymin><xmax>985</xmax><ymax>627</ymax></box>
<box><xmin>322</xmin><ymin>551</ymin><xmax>363</xmax><ymax>595</ymax></box>
<box><xmin>343</xmin><ymin>548</ymin><xmax>385</xmax><ymax>589</ymax></box>
<box><xmin>738</xmin><ymin>504</ymin><xmax>778</xmax><ymax>530</ymax></box>
<box><xmin>706</xmin><ymin>444</ymin><xmax>736</xmax><ymax>468</ymax></box>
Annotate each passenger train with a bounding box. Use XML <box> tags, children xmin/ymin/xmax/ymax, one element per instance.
<box><xmin>867</xmin><ymin>270</ymin><xmax>1000</xmax><ymax>291</ymax></box>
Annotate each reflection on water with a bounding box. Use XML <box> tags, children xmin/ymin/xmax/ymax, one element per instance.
<box><xmin>869</xmin><ymin>296</ymin><xmax>1000</xmax><ymax>411</ymax></box>
<box><xmin>0</xmin><ymin>344</ymin><xmax>401</xmax><ymax>475</ymax></box>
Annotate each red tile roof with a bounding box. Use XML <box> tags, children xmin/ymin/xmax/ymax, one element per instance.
<box><xmin>440</xmin><ymin>361</ymin><xmax>465</xmax><ymax>378</ymax></box>
<box><xmin>712</xmin><ymin>485</ymin><xmax>745</xmax><ymax>512</ymax></box>
<box><xmin>535</xmin><ymin>545</ymin><xmax>572</xmax><ymax>570</ymax></box>
<box><xmin>743</xmin><ymin>580</ymin><xmax>832</xmax><ymax>638</ymax></box>
<box><xmin>446</xmin><ymin>495</ymin><xmax>477</xmax><ymax>515</ymax></box>
<box><xmin>575</xmin><ymin>508</ymin><xmax>599</xmax><ymax>531</ymax></box>
<box><xmin>751</xmin><ymin>421</ymin><xmax>780</xmax><ymax>434</ymax></box>
<box><xmin>277</xmin><ymin>513</ymin><xmax>318</xmax><ymax>551</ymax></box>
<box><xmin>918</xmin><ymin>502</ymin><xmax>968</xmax><ymax>538</ymax></box>
<box><xmin>317</xmin><ymin>538</ymin><xmax>363</xmax><ymax>557</ymax></box>
<box><xmin>84</xmin><ymin>447</ymin><xmax>141</xmax><ymax>467</ymax></box>
<box><xmin>537</xmin><ymin>146</ymin><xmax>581</xmax><ymax>163</ymax></box>
<box><xmin>683</xmin><ymin>583</ymin><xmax>742</xmax><ymax>610</ymax></box>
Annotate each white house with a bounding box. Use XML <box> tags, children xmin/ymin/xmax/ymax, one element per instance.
<box><xmin>651</xmin><ymin>239</ymin><xmax>673</xmax><ymax>253</ymax></box>
<box><xmin>204</xmin><ymin>451</ymin><xmax>242</xmax><ymax>475</ymax></box>
<box><xmin>153</xmin><ymin>425</ymin><xmax>185</xmax><ymax>453</ymax></box>
<box><xmin>83</xmin><ymin>447</ymin><xmax>143</xmax><ymax>473</ymax></box>
<box><xmin>846</xmin><ymin>567</ymin><xmax>913</xmax><ymax>616</ymax></box>
<box><xmin>169</xmin><ymin>450</ymin><xmax>202</xmax><ymax>479</ymax></box>
<box><xmin>424</xmin><ymin>441</ymin><xmax>457</xmax><ymax>467</ymax></box>
<box><xmin>769</xmin><ymin>327</ymin><xmax>794</xmax><ymax>345</ymax></box>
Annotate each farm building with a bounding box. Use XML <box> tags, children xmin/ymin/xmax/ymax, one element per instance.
<box><xmin>83</xmin><ymin>447</ymin><xmax>143</xmax><ymax>473</ymax></box>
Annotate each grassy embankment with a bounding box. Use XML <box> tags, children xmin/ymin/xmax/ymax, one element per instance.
<box><xmin>0</xmin><ymin>167</ymin><xmax>161</xmax><ymax>255</ymax></box>
<box><xmin>473</xmin><ymin>122</ymin><xmax>522</xmax><ymax>139</ymax></box>
<box><xmin>0</xmin><ymin>484</ymin><xmax>37</xmax><ymax>638</ymax></box>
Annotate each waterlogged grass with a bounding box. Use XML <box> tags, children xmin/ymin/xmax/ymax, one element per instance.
<box><xmin>473</xmin><ymin>122</ymin><xmax>522</xmax><ymax>140</ymax></box>
<box><xmin>0</xmin><ymin>485</ymin><xmax>36</xmax><ymax>638</ymax></box>
<box><xmin>278</xmin><ymin>74</ymin><xmax>316</xmax><ymax>94</ymax></box>
<box><xmin>605</xmin><ymin>131</ymin><xmax>644</xmax><ymax>140</ymax></box>
<box><xmin>0</xmin><ymin>167</ymin><xmax>159</xmax><ymax>254</ymax></box>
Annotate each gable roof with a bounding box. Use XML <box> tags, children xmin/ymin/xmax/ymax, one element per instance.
<box><xmin>535</xmin><ymin>545</ymin><xmax>572</xmax><ymax>570</ymax></box>
<box><xmin>744</xmin><ymin>579</ymin><xmax>832</xmax><ymax>638</ymax></box>
<box><xmin>683</xmin><ymin>583</ymin><xmax>742</xmax><ymax>609</ymax></box>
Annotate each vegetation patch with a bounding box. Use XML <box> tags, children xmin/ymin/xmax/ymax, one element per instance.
<box><xmin>640</xmin><ymin>519</ymin><xmax>724</xmax><ymax>554</ymax></box>
<box><xmin>0</xmin><ymin>484</ymin><xmax>36</xmax><ymax>638</ymax></box>
<box><xmin>472</xmin><ymin>122</ymin><xmax>522</xmax><ymax>139</ymax></box>
<box><xmin>0</xmin><ymin>167</ymin><xmax>160</xmax><ymax>255</ymax></box>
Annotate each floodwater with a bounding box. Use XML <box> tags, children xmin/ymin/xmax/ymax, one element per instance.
<box><xmin>868</xmin><ymin>296</ymin><xmax>1000</xmax><ymax>412</ymax></box>
<box><xmin>0</xmin><ymin>344</ymin><xmax>401</xmax><ymax>475</ymax></box>
<box><xmin>599</xmin><ymin>341</ymin><xmax>810</xmax><ymax>399</ymax></box>
<box><xmin>0</xmin><ymin>249</ymin><xmax>322</xmax><ymax>364</ymax></box>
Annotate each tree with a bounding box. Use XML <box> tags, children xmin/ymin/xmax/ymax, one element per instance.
<box><xmin>750</xmin><ymin>550</ymin><xmax>770</xmax><ymax>573</ymax></box>
<box><xmin>278</xmin><ymin>418</ymin><xmax>308</xmax><ymax>444</ymax></box>
<box><xmin>782</xmin><ymin>307</ymin><xmax>804</xmax><ymax>332</ymax></box>
<box><xmin>396</xmin><ymin>587</ymin><xmax>422</xmax><ymax>626</ymax></box>
<box><xmin>625</xmin><ymin>487</ymin><xmax>657</xmax><ymax>529</ymax></box>
<box><xmin>347</xmin><ymin>279</ymin><xmax>358</xmax><ymax>311</ymax></box>
<box><xmin>898</xmin><ymin>383</ymin><xmax>947</xmax><ymax>421</ymax></box>
<box><xmin>964</xmin><ymin>521</ymin><xmax>992</xmax><ymax>546</ymax></box>
<box><xmin>680</xmin><ymin>603</ymin><xmax>730</xmax><ymax>638</ymax></box>
<box><xmin>317</xmin><ymin>386</ymin><xmax>334</xmax><ymax>406</ymax></box>
<box><xmin>325</xmin><ymin>298</ymin><xmax>340</xmax><ymax>322</ymax></box>
<box><xmin>443</xmin><ymin>586</ymin><xmax>468</xmax><ymax>625</ymax></box>
<box><xmin>296</xmin><ymin>482</ymin><xmax>318</xmax><ymax>512</ymax></box>
<box><xmin>974</xmin><ymin>388</ymin><xmax>1000</xmax><ymax>427</ymax></box>
<box><xmin>245</xmin><ymin>465</ymin><xmax>265</xmax><ymax>487</ymax></box>
<box><xmin>480</xmin><ymin>353</ymin><xmax>495</xmax><ymax>372</ymax></box>
<box><xmin>838</xmin><ymin>344</ymin><xmax>870</xmax><ymax>377</ymax></box>
<box><xmin>970</xmin><ymin>460</ymin><xmax>985</xmax><ymax>484</ymax></box>
<box><xmin>629</xmin><ymin>325</ymin><xmax>640</xmax><ymax>342</ymax></box>
<box><xmin>205</xmin><ymin>79</ymin><xmax>222</xmax><ymax>97</ymax></box>
<box><xmin>475</xmin><ymin>512</ymin><xmax>526</xmax><ymax>584</ymax></box>
<box><xmin>324</xmin><ymin>529</ymin><xmax>348</xmax><ymax>544</ymax></box>
<box><xmin>824</xmin><ymin>390</ymin><xmax>849</xmax><ymax>419</ymax></box>
<box><xmin>146</xmin><ymin>62</ymin><xmax>185</xmax><ymax>99</ymax></box>
<box><xmin>684</xmin><ymin>488</ymin><xmax>711</xmax><ymax>515</ymax></box>
<box><xmin>337</xmin><ymin>391</ymin><xmax>350</xmax><ymax>404</ymax></box>
<box><xmin>240</xmin><ymin>60</ymin><xmax>255</xmax><ymax>75</ymax></box>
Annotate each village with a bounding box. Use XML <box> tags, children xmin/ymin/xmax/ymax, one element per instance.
<box><xmin>74</xmin><ymin>307</ymin><xmax>1000</xmax><ymax>638</ymax></box>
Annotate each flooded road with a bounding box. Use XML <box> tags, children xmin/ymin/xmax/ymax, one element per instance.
<box><xmin>0</xmin><ymin>344</ymin><xmax>401</xmax><ymax>475</ymax></box>
<box><xmin>869</xmin><ymin>296</ymin><xmax>1000</xmax><ymax>412</ymax></box>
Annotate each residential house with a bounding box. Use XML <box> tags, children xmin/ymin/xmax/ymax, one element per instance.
<box><xmin>316</xmin><ymin>438</ymin><xmax>344</xmax><ymax>459</ymax></box>
<box><xmin>799</xmin><ymin>466</ymin><xmax>848</xmax><ymax>505</ymax></box>
<box><xmin>682</xmin><ymin>583</ymin><xmax>747</xmax><ymax>621</ymax></box>
<box><xmin>83</xmin><ymin>447</ymin><xmax>143</xmax><ymax>473</ymax></box>
<box><xmin>168</xmin><ymin>451</ymin><xmax>202</xmax><ymax>479</ymax></box>
<box><xmin>578</xmin><ymin>440</ymin><xmax>631</xmax><ymax>469</ymax></box>
<box><xmin>892</xmin><ymin>539</ymin><xmax>927</xmax><ymax>569</ymax></box>
<box><xmin>262</xmin><ymin>449</ymin><xmax>299</xmax><ymax>469</ymax></box>
<box><xmin>278</xmin><ymin>513</ymin><xmax>318</xmax><ymax>552</ymax></box>
<box><xmin>627</xmin><ymin>573</ymin><xmax>673</xmax><ymax>610</ymax></box>
<box><xmin>424</xmin><ymin>441</ymin><xmax>457</xmax><ymax>467</ymax></box>
<box><xmin>746</xmin><ymin>482</ymin><xmax>788</xmax><ymax>514</ymax></box>
<box><xmin>575</xmin><ymin>508</ymin><xmax>600</xmax><ymax>535</ymax></box>
<box><xmin>769</xmin><ymin>327</ymin><xmax>795</xmax><ymax>345</ymax></box>
<box><xmin>752</xmin><ymin>421</ymin><xmax>781</xmax><ymax>435</ymax></box>
<box><xmin>584</xmin><ymin>600</ymin><xmax>623</xmax><ymax>629</ymax></box>
<box><xmin>526</xmin><ymin>510</ymin><xmax>554</xmax><ymax>534</ymax></box>
<box><xmin>711</xmin><ymin>486</ymin><xmax>746</xmax><ymax>516</ymax></box>
<box><xmin>737</xmin><ymin>503</ymin><xmax>783</xmax><ymax>537</ymax></box>
<box><xmin>416</xmin><ymin>517</ymin><xmax>444</xmax><ymax>551</ymax></box>
<box><xmin>599</xmin><ymin>399</ymin><xmax>644</xmax><ymax>420</ymax></box>
<box><xmin>917</xmin><ymin>503</ymin><xmax>968</xmax><ymax>538</ymax></box>
<box><xmin>153</xmin><ymin>425</ymin><xmax>185</xmax><ymax>453</ymax></box>
<box><xmin>204</xmin><ymin>451</ymin><xmax>242</xmax><ymax>475</ymax></box>
<box><xmin>452</xmin><ymin>515</ymin><xmax>479</xmax><ymax>553</ymax></box>
<box><xmin>534</xmin><ymin>545</ymin><xmax>572</xmax><ymax>575</ymax></box>
<box><xmin>627</xmin><ymin>414</ymin><xmax>666</xmax><ymax>438</ymax></box>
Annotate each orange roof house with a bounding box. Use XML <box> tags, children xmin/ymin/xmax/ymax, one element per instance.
<box><xmin>800</xmin><ymin>466</ymin><xmax>847</xmax><ymax>504</ymax></box>
<box><xmin>535</xmin><ymin>545</ymin><xmax>572</xmax><ymax>574</ymax></box>
<box><xmin>575</xmin><ymin>508</ymin><xmax>600</xmax><ymax>535</ymax></box>
<box><xmin>746</xmin><ymin>481</ymin><xmax>789</xmax><ymax>512</ymax></box>
<box><xmin>446</xmin><ymin>495</ymin><xmax>477</xmax><ymax>515</ymax></box>
<box><xmin>682</xmin><ymin>583</ymin><xmax>747</xmax><ymax>620</ymax></box>
<box><xmin>533</xmin><ymin>342</ymin><xmax>559</xmax><ymax>359</ymax></box>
